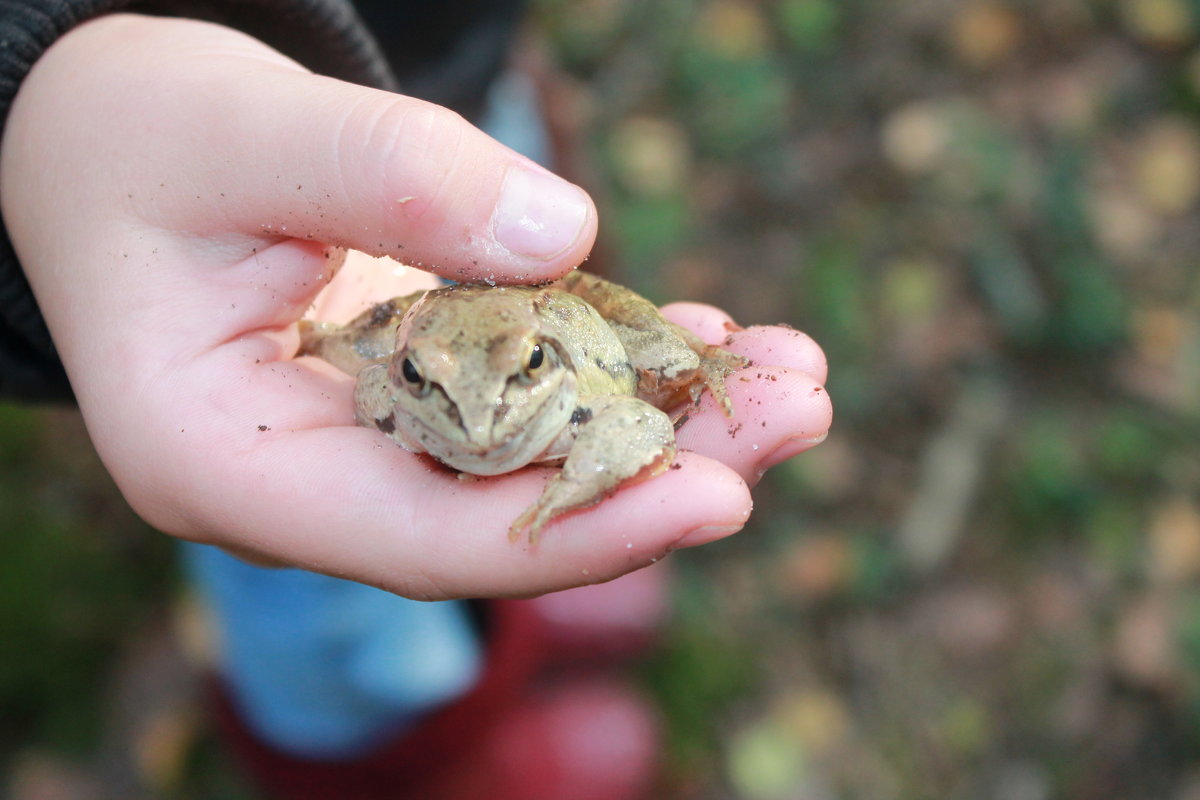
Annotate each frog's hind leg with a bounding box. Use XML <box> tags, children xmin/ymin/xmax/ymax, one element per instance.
<box><xmin>509</xmin><ymin>396</ymin><xmax>676</xmax><ymax>544</ymax></box>
<box><xmin>559</xmin><ymin>271</ymin><xmax>747</xmax><ymax>417</ymax></box>
<box><xmin>678</xmin><ymin>327</ymin><xmax>748</xmax><ymax>418</ymax></box>
<box><xmin>295</xmin><ymin>290</ymin><xmax>428</xmax><ymax>376</ymax></box>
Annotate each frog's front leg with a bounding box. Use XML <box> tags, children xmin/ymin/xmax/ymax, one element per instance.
<box><xmin>296</xmin><ymin>290</ymin><xmax>428</xmax><ymax>375</ymax></box>
<box><xmin>353</xmin><ymin>363</ymin><xmax>399</xmax><ymax>433</ymax></box>
<box><xmin>509</xmin><ymin>395</ymin><xmax>676</xmax><ymax>544</ymax></box>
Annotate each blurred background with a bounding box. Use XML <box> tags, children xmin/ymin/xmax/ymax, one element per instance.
<box><xmin>3</xmin><ymin>0</ymin><xmax>1200</xmax><ymax>797</ymax></box>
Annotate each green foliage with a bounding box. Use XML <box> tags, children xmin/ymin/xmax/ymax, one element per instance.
<box><xmin>674</xmin><ymin>51</ymin><xmax>792</xmax><ymax>158</ymax></box>
<box><xmin>775</xmin><ymin>0</ymin><xmax>842</xmax><ymax>54</ymax></box>
<box><xmin>610</xmin><ymin>195</ymin><xmax>693</xmax><ymax>277</ymax></box>
<box><xmin>1002</xmin><ymin>411</ymin><xmax>1096</xmax><ymax>528</ymax></box>
<box><xmin>0</xmin><ymin>405</ymin><xmax>173</xmax><ymax>760</ymax></box>
<box><xmin>799</xmin><ymin>235</ymin><xmax>870</xmax><ymax>360</ymax></box>
<box><xmin>641</xmin><ymin>573</ymin><xmax>760</xmax><ymax>770</ymax></box>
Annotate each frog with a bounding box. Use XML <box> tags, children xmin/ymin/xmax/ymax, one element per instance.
<box><xmin>297</xmin><ymin>269</ymin><xmax>747</xmax><ymax>543</ymax></box>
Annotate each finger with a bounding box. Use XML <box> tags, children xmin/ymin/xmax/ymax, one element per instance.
<box><xmin>29</xmin><ymin>16</ymin><xmax>596</xmax><ymax>285</ymax></box>
<box><xmin>725</xmin><ymin>325</ymin><xmax>829</xmax><ymax>386</ymax></box>
<box><xmin>662</xmin><ymin>315</ymin><xmax>832</xmax><ymax>482</ymax></box>
<box><xmin>160</xmin><ymin>26</ymin><xmax>595</xmax><ymax>282</ymax></box>
<box><xmin>134</xmin><ymin>414</ymin><xmax>751</xmax><ymax>599</ymax></box>
<box><xmin>661</xmin><ymin>303</ymin><xmax>829</xmax><ymax>383</ymax></box>
<box><xmin>674</xmin><ymin>363</ymin><xmax>831</xmax><ymax>484</ymax></box>
<box><xmin>651</xmin><ymin>304</ymin><xmax>833</xmax><ymax>482</ymax></box>
<box><xmin>659</xmin><ymin>302</ymin><xmax>739</xmax><ymax>344</ymax></box>
<box><xmin>202</xmin><ymin>71</ymin><xmax>595</xmax><ymax>282</ymax></box>
<box><xmin>717</xmin><ymin>326</ymin><xmax>832</xmax><ymax>475</ymax></box>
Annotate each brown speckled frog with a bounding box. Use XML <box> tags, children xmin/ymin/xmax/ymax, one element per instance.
<box><xmin>297</xmin><ymin>270</ymin><xmax>747</xmax><ymax>542</ymax></box>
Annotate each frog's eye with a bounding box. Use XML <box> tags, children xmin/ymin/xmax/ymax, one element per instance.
<box><xmin>398</xmin><ymin>356</ymin><xmax>431</xmax><ymax>397</ymax></box>
<box><xmin>517</xmin><ymin>342</ymin><xmax>549</xmax><ymax>386</ymax></box>
<box><xmin>401</xmin><ymin>357</ymin><xmax>422</xmax><ymax>384</ymax></box>
<box><xmin>527</xmin><ymin>344</ymin><xmax>544</xmax><ymax>371</ymax></box>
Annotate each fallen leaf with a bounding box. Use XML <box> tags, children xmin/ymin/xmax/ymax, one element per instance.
<box><xmin>1134</xmin><ymin>119</ymin><xmax>1200</xmax><ymax>214</ymax></box>
<box><xmin>952</xmin><ymin>2</ymin><xmax>1023</xmax><ymax>67</ymax></box>
<box><xmin>1112</xmin><ymin>592</ymin><xmax>1177</xmax><ymax>688</ymax></box>
<box><xmin>695</xmin><ymin>0</ymin><xmax>770</xmax><ymax>60</ymax></box>
<box><xmin>609</xmin><ymin>116</ymin><xmax>692</xmax><ymax>197</ymax></box>
<box><xmin>777</xmin><ymin>532</ymin><xmax>854</xmax><ymax>601</ymax></box>
<box><xmin>1149</xmin><ymin>495</ymin><xmax>1200</xmax><ymax>583</ymax></box>
<box><xmin>1120</xmin><ymin>0</ymin><xmax>1194</xmax><ymax>46</ymax></box>
<box><xmin>881</xmin><ymin>101</ymin><xmax>953</xmax><ymax>174</ymax></box>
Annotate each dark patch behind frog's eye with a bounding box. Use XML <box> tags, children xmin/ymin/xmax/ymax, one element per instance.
<box><xmin>401</xmin><ymin>357</ymin><xmax>422</xmax><ymax>384</ymax></box>
<box><xmin>527</xmin><ymin>344</ymin><xmax>544</xmax><ymax>371</ymax></box>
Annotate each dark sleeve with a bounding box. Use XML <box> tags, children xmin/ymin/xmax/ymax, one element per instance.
<box><xmin>353</xmin><ymin>0</ymin><xmax>526</xmax><ymax>122</ymax></box>
<box><xmin>0</xmin><ymin>0</ymin><xmax>398</xmax><ymax>403</ymax></box>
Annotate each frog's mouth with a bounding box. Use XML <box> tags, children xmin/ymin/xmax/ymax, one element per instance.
<box><xmin>397</xmin><ymin>377</ymin><xmax>575</xmax><ymax>476</ymax></box>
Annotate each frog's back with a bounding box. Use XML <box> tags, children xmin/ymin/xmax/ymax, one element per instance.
<box><xmin>531</xmin><ymin>287</ymin><xmax>638</xmax><ymax>398</ymax></box>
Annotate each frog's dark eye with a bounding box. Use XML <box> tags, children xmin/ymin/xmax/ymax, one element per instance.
<box><xmin>527</xmin><ymin>344</ymin><xmax>544</xmax><ymax>371</ymax></box>
<box><xmin>401</xmin><ymin>357</ymin><xmax>422</xmax><ymax>384</ymax></box>
<box><xmin>517</xmin><ymin>342</ymin><xmax>549</xmax><ymax>386</ymax></box>
<box><xmin>397</xmin><ymin>356</ymin><xmax>431</xmax><ymax>397</ymax></box>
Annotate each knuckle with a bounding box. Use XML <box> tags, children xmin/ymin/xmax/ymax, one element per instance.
<box><xmin>354</xmin><ymin>98</ymin><xmax>469</xmax><ymax>214</ymax></box>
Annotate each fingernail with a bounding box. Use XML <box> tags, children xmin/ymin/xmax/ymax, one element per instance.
<box><xmin>493</xmin><ymin>164</ymin><xmax>590</xmax><ymax>260</ymax></box>
<box><xmin>756</xmin><ymin>432</ymin><xmax>829</xmax><ymax>476</ymax></box>
<box><xmin>675</xmin><ymin>524</ymin><xmax>743</xmax><ymax>549</ymax></box>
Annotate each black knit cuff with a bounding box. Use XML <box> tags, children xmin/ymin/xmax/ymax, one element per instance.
<box><xmin>0</xmin><ymin>0</ymin><xmax>396</xmax><ymax>402</ymax></box>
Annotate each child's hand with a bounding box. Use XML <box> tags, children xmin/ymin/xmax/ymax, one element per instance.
<box><xmin>1</xmin><ymin>14</ymin><xmax>831</xmax><ymax>598</ymax></box>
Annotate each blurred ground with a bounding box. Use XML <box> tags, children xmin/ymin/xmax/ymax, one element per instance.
<box><xmin>3</xmin><ymin>0</ymin><xmax>1200</xmax><ymax>798</ymax></box>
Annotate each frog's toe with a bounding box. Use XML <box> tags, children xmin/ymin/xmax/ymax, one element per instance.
<box><xmin>508</xmin><ymin>397</ymin><xmax>676</xmax><ymax>545</ymax></box>
<box><xmin>508</xmin><ymin>500</ymin><xmax>551</xmax><ymax>544</ymax></box>
<box><xmin>508</xmin><ymin>473</ymin><xmax>596</xmax><ymax>545</ymax></box>
<box><xmin>700</xmin><ymin>349</ymin><xmax>748</xmax><ymax>417</ymax></box>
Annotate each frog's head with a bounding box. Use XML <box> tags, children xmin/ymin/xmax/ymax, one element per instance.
<box><xmin>366</xmin><ymin>285</ymin><xmax>579</xmax><ymax>475</ymax></box>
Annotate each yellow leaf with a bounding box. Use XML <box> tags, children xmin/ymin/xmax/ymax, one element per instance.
<box><xmin>881</xmin><ymin>102</ymin><xmax>952</xmax><ymax>174</ymax></box>
<box><xmin>1120</xmin><ymin>0</ymin><xmax>1194</xmax><ymax>46</ymax></box>
<box><xmin>778</xmin><ymin>532</ymin><xmax>853</xmax><ymax>600</ymax></box>
<box><xmin>1149</xmin><ymin>495</ymin><xmax>1200</xmax><ymax>583</ymax></box>
<box><xmin>779</xmin><ymin>689</ymin><xmax>852</xmax><ymax>753</ymax></box>
<box><xmin>1134</xmin><ymin>119</ymin><xmax>1200</xmax><ymax>214</ymax></box>
<box><xmin>727</xmin><ymin>717</ymin><xmax>809</xmax><ymax>800</ymax></box>
<box><xmin>609</xmin><ymin>116</ymin><xmax>692</xmax><ymax>197</ymax></box>
<box><xmin>952</xmin><ymin>3</ymin><xmax>1022</xmax><ymax>67</ymax></box>
<box><xmin>1112</xmin><ymin>592</ymin><xmax>1177</xmax><ymax>688</ymax></box>
<box><xmin>695</xmin><ymin>0</ymin><xmax>770</xmax><ymax>60</ymax></box>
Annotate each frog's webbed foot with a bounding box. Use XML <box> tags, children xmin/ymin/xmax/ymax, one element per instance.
<box><xmin>692</xmin><ymin>345</ymin><xmax>748</xmax><ymax>418</ymax></box>
<box><xmin>509</xmin><ymin>396</ymin><xmax>676</xmax><ymax>544</ymax></box>
<box><xmin>558</xmin><ymin>270</ymin><xmax>748</xmax><ymax>418</ymax></box>
<box><xmin>640</xmin><ymin>337</ymin><xmax>748</xmax><ymax>420</ymax></box>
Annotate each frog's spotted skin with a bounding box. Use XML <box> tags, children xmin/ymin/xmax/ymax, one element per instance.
<box><xmin>297</xmin><ymin>270</ymin><xmax>747</xmax><ymax>542</ymax></box>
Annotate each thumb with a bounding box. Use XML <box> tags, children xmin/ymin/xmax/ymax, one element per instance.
<box><xmin>200</xmin><ymin>70</ymin><xmax>598</xmax><ymax>283</ymax></box>
<box><xmin>28</xmin><ymin>14</ymin><xmax>598</xmax><ymax>284</ymax></box>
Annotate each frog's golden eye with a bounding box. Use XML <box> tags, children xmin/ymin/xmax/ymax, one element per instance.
<box><xmin>517</xmin><ymin>342</ymin><xmax>549</xmax><ymax>386</ymax></box>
